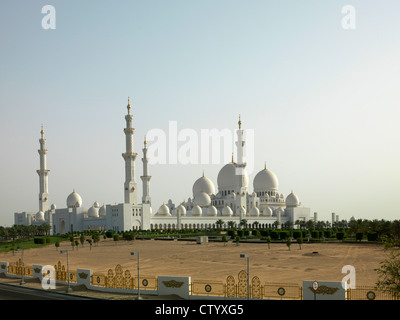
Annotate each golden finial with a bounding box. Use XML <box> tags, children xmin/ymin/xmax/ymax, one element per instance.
<box><xmin>40</xmin><ymin>124</ymin><xmax>44</xmax><ymax>138</ymax></box>
<box><xmin>127</xmin><ymin>97</ymin><xmax>131</xmax><ymax>114</ymax></box>
<box><xmin>202</xmin><ymin>170</ymin><xmax>205</xmax><ymax>177</ymax></box>
<box><xmin>144</xmin><ymin>135</ymin><xmax>147</xmax><ymax>146</ymax></box>
<box><xmin>238</xmin><ymin>114</ymin><xmax>242</xmax><ymax>129</ymax></box>
<box><xmin>264</xmin><ymin>161</ymin><xmax>267</xmax><ymax>170</ymax></box>
<box><xmin>231</xmin><ymin>153</ymin><xmax>234</xmax><ymax>163</ymax></box>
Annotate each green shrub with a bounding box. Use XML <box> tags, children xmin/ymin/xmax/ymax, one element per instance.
<box><xmin>113</xmin><ymin>234</ymin><xmax>119</xmax><ymax>241</ymax></box>
<box><xmin>34</xmin><ymin>237</ymin><xmax>45</xmax><ymax>244</ymax></box>
<box><xmin>260</xmin><ymin>230</ymin><xmax>269</xmax><ymax>237</ymax></box>
<box><xmin>106</xmin><ymin>230</ymin><xmax>114</xmax><ymax>238</ymax></box>
<box><xmin>227</xmin><ymin>229</ymin><xmax>235</xmax><ymax>239</ymax></box>
<box><xmin>324</xmin><ymin>230</ymin><xmax>333</xmax><ymax>238</ymax></box>
<box><xmin>367</xmin><ymin>232</ymin><xmax>378</xmax><ymax>242</ymax></box>
<box><xmin>356</xmin><ymin>232</ymin><xmax>364</xmax><ymax>242</ymax></box>
<box><xmin>293</xmin><ymin>230</ymin><xmax>302</xmax><ymax>239</ymax></box>
<box><xmin>336</xmin><ymin>232</ymin><xmax>345</xmax><ymax>240</ymax></box>
<box><xmin>237</xmin><ymin>230</ymin><xmax>244</xmax><ymax>238</ymax></box>
<box><xmin>311</xmin><ymin>231</ymin><xmax>319</xmax><ymax>239</ymax></box>
<box><xmin>270</xmin><ymin>231</ymin><xmax>280</xmax><ymax>240</ymax></box>
<box><xmin>280</xmin><ymin>231</ymin><xmax>288</xmax><ymax>240</ymax></box>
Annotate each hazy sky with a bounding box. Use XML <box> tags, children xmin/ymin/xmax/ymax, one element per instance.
<box><xmin>1</xmin><ymin>1</ymin><xmax>399</xmax><ymax>226</ymax></box>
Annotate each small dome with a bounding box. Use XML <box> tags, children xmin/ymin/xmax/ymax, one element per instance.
<box><xmin>99</xmin><ymin>204</ymin><xmax>107</xmax><ymax>217</ymax></box>
<box><xmin>88</xmin><ymin>206</ymin><xmax>99</xmax><ymax>218</ymax></box>
<box><xmin>192</xmin><ymin>173</ymin><xmax>215</xmax><ymax>197</ymax></box>
<box><xmin>253</xmin><ymin>165</ymin><xmax>279</xmax><ymax>193</ymax></box>
<box><xmin>248</xmin><ymin>207</ymin><xmax>260</xmax><ymax>217</ymax></box>
<box><xmin>207</xmin><ymin>205</ymin><xmax>218</xmax><ymax>216</ymax></box>
<box><xmin>51</xmin><ymin>204</ymin><xmax>56</xmax><ymax>210</ymax></box>
<box><xmin>157</xmin><ymin>203</ymin><xmax>171</xmax><ymax>216</ymax></box>
<box><xmin>286</xmin><ymin>191</ymin><xmax>300</xmax><ymax>207</ymax></box>
<box><xmin>221</xmin><ymin>204</ymin><xmax>233</xmax><ymax>217</ymax></box>
<box><xmin>193</xmin><ymin>191</ymin><xmax>211</xmax><ymax>207</ymax></box>
<box><xmin>36</xmin><ymin>211</ymin><xmax>45</xmax><ymax>221</ymax></box>
<box><xmin>192</xmin><ymin>204</ymin><xmax>202</xmax><ymax>216</ymax></box>
<box><xmin>93</xmin><ymin>201</ymin><xmax>100</xmax><ymax>208</ymax></box>
<box><xmin>176</xmin><ymin>204</ymin><xmax>187</xmax><ymax>216</ymax></box>
<box><xmin>261</xmin><ymin>206</ymin><xmax>272</xmax><ymax>216</ymax></box>
<box><xmin>67</xmin><ymin>189</ymin><xmax>82</xmax><ymax>208</ymax></box>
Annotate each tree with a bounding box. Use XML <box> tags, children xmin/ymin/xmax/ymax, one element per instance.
<box><xmin>55</xmin><ymin>242</ymin><xmax>60</xmax><ymax>251</ymax></box>
<box><xmin>216</xmin><ymin>219</ymin><xmax>224</xmax><ymax>230</ymax></box>
<box><xmin>239</xmin><ymin>219</ymin><xmax>247</xmax><ymax>229</ymax></box>
<box><xmin>297</xmin><ymin>237</ymin><xmax>303</xmax><ymax>250</ymax></box>
<box><xmin>222</xmin><ymin>235</ymin><xmax>227</xmax><ymax>247</ymax></box>
<box><xmin>266</xmin><ymin>236</ymin><xmax>271</xmax><ymax>249</ymax></box>
<box><xmin>286</xmin><ymin>237</ymin><xmax>292</xmax><ymax>251</ymax></box>
<box><xmin>375</xmin><ymin>237</ymin><xmax>400</xmax><ymax>299</ymax></box>
<box><xmin>227</xmin><ymin>221</ymin><xmax>235</xmax><ymax>229</ymax></box>
<box><xmin>80</xmin><ymin>234</ymin><xmax>85</xmax><ymax>247</ymax></box>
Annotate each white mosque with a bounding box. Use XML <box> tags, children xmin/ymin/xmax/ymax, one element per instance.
<box><xmin>14</xmin><ymin>99</ymin><xmax>311</xmax><ymax>234</ymax></box>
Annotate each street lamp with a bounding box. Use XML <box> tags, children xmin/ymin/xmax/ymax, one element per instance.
<box><xmin>131</xmin><ymin>252</ymin><xmax>141</xmax><ymax>300</ymax></box>
<box><xmin>17</xmin><ymin>249</ymin><xmax>25</xmax><ymax>285</ymax></box>
<box><xmin>60</xmin><ymin>250</ymin><xmax>72</xmax><ymax>292</ymax></box>
<box><xmin>240</xmin><ymin>254</ymin><xmax>249</xmax><ymax>300</ymax></box>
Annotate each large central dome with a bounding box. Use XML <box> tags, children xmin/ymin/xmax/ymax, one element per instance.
<box><xmin>217</xmin><ymin>162</ymin><xmax>248</xmax><ymax>191</ymax></box>
<box><xmin>253</xmin><ymin>166</ymin><xmax>279</xmax><ymax>192</ymax></box>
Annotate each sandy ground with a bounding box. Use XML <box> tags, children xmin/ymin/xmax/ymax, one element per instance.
<box><xmin>0</xmin><ymin>238</ymin><xmax>389</xmax><ymax>299</ymax></box>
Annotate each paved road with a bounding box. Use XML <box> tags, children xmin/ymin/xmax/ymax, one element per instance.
<box><xmin>0</xmin><ymin>282</ymin><xmax>99</xmax><ymax>300</ymax></box>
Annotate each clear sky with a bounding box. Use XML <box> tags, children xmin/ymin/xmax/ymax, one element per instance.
<box><xmin>1</xmin><ymin>1</ymin><xmax>399</xmax><ymax>226</ymax></box>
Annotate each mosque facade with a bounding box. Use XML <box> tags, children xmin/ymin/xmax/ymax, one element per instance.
<box><xmin>14</xmin><ymin>100</ymin><xmax>311</xmax><ymax>234</ymax></box>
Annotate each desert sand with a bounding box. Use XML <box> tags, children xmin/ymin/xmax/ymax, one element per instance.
<box><xmin>0</xmin><ymin>238</ymin><xmax>388</xmax><ymax>288</ymax></box>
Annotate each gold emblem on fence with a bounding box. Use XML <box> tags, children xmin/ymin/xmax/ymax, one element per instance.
<box><xmin>226</xmin><ymin>275</ymin><xmax>236</xmax><ymax>297</ymax></box>
<box><xmin>238</xmin><ymin>270</ymin><xmax>248</xmax><ymax>298</ymax></box>
<box><xmin>308</xmin><ymin>285</ymin><xmax>339</xmax><ymax>295</ymax></box>
<box><xmin>252</xmin><ymin>276</ymin><xmax>261</xmax><ymax>299</ymax></box>
<box><xmin>162</xmin><ymin>280</ymin><xmax>184</xmax><ymax>288</ymax></box>
<box><xmin>106</xmin><ymin>264</ymin><xmax>133</xmax><ymax>289</ymax></box>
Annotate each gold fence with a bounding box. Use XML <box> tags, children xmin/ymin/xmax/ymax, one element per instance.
<box><xmin>191</xmin><ymin>280</ymin><xmax>226</xmax><ymax>297</ymax></box>
<box><xmin>347</xmin><ymin>286</ymin><xmax>398</xmax><ymax>300</ymax></box>
<box><xmin>7</xmin><ymin>259</ymin><xmax>33</xmax><ymax>277</ymax></box>
<box><xmin>54</xmin><ymin>260</ymin><xmax>77</xmax><ymax>283</ymax></box>
<box><xmin>91</xmin><ymin>264</ymin><xmax>157</xmax><ymax>291</ymax></box>
<box><xmin>8</xmin><ymin>258</ymin><xmax>395</xmax><ymax>300</ymax></box>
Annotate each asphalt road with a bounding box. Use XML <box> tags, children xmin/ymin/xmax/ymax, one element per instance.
<box><xmin>0</xmin><ymin>282</ymin><xmax>98</xmax><ymax>300</ymax></box>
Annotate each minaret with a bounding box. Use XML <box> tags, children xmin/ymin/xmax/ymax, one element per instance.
<box><xmin>234</xmin><ymin>115</ymin><xmax>248</xmax><ymax>214</ymax></box>
<box><xmin>235</xmin><ymin>114</ymin><xmax>246</xmax><ymax>166</ymax></box>
<box><xmin>122</xmin><ymin>98</ymin><xmax>138</xmax><ymax>205</ymax></box>
<box><xmin>141</xmin><ymin>136</ymin><xmax>152</xmax><ymax>205</ymax></box>
<box><xmin>37</xmin><ymin>125</ymin><xmax>50</xmax><ymax>212</ymax></box>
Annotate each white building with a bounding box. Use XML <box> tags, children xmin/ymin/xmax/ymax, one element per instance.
<box><xmin>14</xmin><ymin>100</ymin><xmax>311</xmax><ymax>234</ymax></box>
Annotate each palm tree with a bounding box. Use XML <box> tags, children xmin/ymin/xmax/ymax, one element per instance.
<box><xmin>239</xmin><ymin>219</ymin><xmax>247</xmax><ymax>229</ymax></box>
<box><xmin>216</xmin><ymin>219</ymin><xmax>224</xmax><ymax>230</ymax></box>
<box><xmin>227</xmin><ymin>221</ymin><xmax>236</xmax><ymax>229</ymax></box>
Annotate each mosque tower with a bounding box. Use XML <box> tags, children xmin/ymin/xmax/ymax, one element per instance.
<box><xmin>234</xmin><ymin>115</ymin><xmax>248</xmax><ymax>212</ymax></box>
<box><xmin>37</xmin><ymin>125</ymin><xmax>50</xmax><ymax>212</ymax></box>
<box><xmin>141</xmin><ymin>136</ymin><xmax>152</xmax><ymax>205</ymax></box>
<box><xmin>122</xmin><ymin>98</ymin><xmax>138</xmax><ymax>205</ymax></box>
